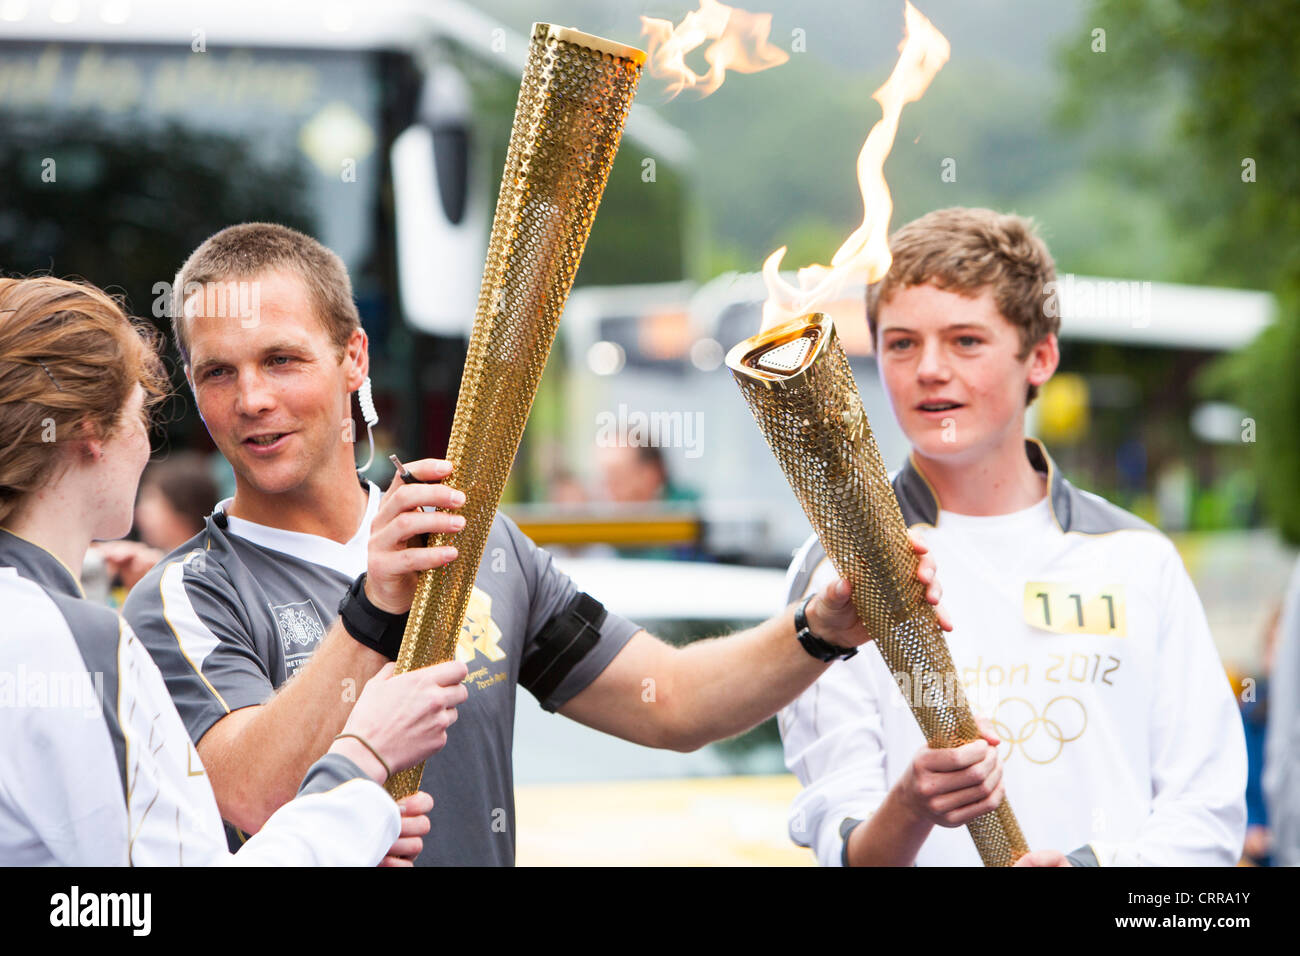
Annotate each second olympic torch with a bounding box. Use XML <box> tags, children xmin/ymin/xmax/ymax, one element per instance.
<box><xmin>727</xmin><ymin>313</ymin><xmax>1029</xmax><ymax>866</ymax></box>
<box><xmin>385</xmin><ymin>25</ymin><xmax>645</xmax><ymax>800</ymax></box>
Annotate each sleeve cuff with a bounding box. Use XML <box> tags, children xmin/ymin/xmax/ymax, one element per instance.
<box><xmin>839</xmin><ymin>817</ymin><xmax>864</xmax><ymax>867</ymax></box>
<box><xmin>298</xmin><ymin>752</ymin><xmax>371</xmax><ymax>796</ymax></box>
<box><xmin>1065</xmin><ymin>843</ymin><xmax>1100</xmax><ymax>867</ymax></box>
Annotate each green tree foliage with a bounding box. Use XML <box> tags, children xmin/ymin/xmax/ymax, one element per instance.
<box><xmin>1063</xmin><ymin>0</ymin><xmax>1300</xmax><ymax>540</ymax></box>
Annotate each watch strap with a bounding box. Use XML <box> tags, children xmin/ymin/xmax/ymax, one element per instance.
<box><xmin>337</xmin><ymin>572</ymin><xmax>407</xmax><ymax>661</ymax></box>
<box><xmin>795</xmin><ymin>592</ymin><xmax>857</xmax><ymax>663</ymax></box>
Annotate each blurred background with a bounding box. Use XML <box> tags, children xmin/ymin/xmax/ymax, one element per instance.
<box><xmin>1</xmin><ymin>0</ymin><xmax>1294</xmax><ymax>864</ymax></box>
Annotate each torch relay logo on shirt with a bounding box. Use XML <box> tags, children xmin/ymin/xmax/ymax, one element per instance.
<box><xmin>457</xmin><ymin>587</ymin><xmax>505</xmax><ymax>663</ymax></box>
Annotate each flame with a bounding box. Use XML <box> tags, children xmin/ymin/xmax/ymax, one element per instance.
<box><xmin>641</xmin><ymin>0</ymin><xmax>789</xmax><ymax>99</ymax></box>
<box><xmin>760</xmin><ymin>2</ymin><xmax>950</xmax><ymax>332</ymax></box>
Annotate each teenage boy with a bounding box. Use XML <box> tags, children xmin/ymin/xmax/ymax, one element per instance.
<box><xmin>780</xmin><ymin>207</ymin><xmax>1247</xmax><ymax>867</ymax></box>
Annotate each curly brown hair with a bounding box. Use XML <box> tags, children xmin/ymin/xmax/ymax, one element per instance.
<box><xmin>0</xmin><ymin>277</ymin><xmax>169</xmax><ymax>523</ymax></box>
<box><xmin>866</xmin><ymin>207</ymin><xmax>1058</xmax><ymax>403</ymax></box>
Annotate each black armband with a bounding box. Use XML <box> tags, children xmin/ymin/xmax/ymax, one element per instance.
<box><xmin>337</xmin><ymin>573</ymin><xmax>407</xmax><ymax>661</ymax></box>
<box><xmin>520</xmin><ymin>592</ymin><xmax>607</xmax><ymax>704</ymax></box>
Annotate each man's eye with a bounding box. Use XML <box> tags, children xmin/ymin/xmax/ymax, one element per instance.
<box><xmin>269</xmin><ymin>355</ymin><xmax>293</xmax><ymax>367</ymax></box>
<box><xmin>887</xmin><ymin>338</ymin><xmax>913</xmax><ymax>351</ymax></box>
<box><xmin>957</xmin><ymin>335</ymin><xmax>982</xmax><ymax>347</ymax></box>
<box><xmin>202</xmin><ymin>368</ymin><xmax>226</xmax><ymax>381</ymax></box>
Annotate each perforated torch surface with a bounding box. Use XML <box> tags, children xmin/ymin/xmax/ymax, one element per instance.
<box><xmin>386</xmin><ymin>24</ymin><xmax>644</xmax><ymax>800</ymax></box>
<box><xmin>729</xmin><ymin>315</ymin><xmax>1028</xmax><ymax>866</ymax></box>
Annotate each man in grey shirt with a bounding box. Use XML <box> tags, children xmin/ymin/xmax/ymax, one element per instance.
<box><xmin>124</xmin><ymin>223</ymin><xmax>942</xmax><ymax>866</ymax></box>
<box><xmin>127</xmin><ymin>482</ymin><xmax>638</xmax><ymax>865</ymax></box>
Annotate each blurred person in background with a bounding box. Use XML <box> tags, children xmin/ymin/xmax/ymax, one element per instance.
<box><xmin>1265</xmin><ymin>561</ymin><xmax>1300</xmax><ymax>867</ymax></box>
<box><xmin>1235</xmin><ymin>603</ymin><xmax>1278</xmax><ymax>865</ymax></box>
<box><xmin>597</xmin><ymin>440</ymin><xmax>700</xmax><ymax>559</ymax></box>
<box><xmin>597</xmin><ymin>441</ymin><xmax>696</xmax><ymax>506</ymax></box>
<box><xmin>546</xmin><ymin>467</ymin><xmax>589</xmax><ymax>507</ymax></box>
<box><xmin>136</xmin><ymin>452</ymin><xmax>220</xmax><ymax>551</ymax></box>
<box><xmin>0</xmin><ymin>275</ymin><xmax>464</xmax><ymax>865</ymax></box>
<box><xmin>94</xmin><ymin>451</ymin><xmax>222</xmax><ymax>593</ymax></box>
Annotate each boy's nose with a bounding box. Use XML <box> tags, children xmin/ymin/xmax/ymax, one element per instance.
<box><xmin>916</xmin><ymin>341</ymin><xmax>951</xmax><ymax>381</ymax></box>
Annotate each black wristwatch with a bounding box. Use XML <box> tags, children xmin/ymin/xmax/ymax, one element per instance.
<box><xmin>337</xmin><ymin>573</ymin><xmax>407</xmax><ymax>661</ymax></box>
<box><xmin>795</xmin><ymin>593</ymin><xmax>857</xmax><ymax>662</ymax></box>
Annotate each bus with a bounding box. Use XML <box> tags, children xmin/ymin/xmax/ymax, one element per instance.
<box><xmin>0</xmin><ymin>0</ymin><xmax>692</xmax><ymax>459</ymax></box>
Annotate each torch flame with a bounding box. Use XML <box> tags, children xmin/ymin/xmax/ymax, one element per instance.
<box><xmin>641</xmin><ymin>0</ymin><xmax>790</xmax><ymax>99</ymax></box>
<box><xmin>760</xmin><ymin>2</ymin><xmax>950</xmax><ymax>332</ymax></box>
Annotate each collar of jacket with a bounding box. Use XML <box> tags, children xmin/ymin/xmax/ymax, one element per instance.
<box><xmin>0</xmin><ymin>527</ymin><xmax>85</xmax><ymax>598</ymax></box>
<box><xmin>894</xmin><ymin>437</ymin><xmax>1072</xmax><ymax>532</ymax></box>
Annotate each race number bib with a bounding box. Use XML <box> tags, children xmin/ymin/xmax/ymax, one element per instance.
<box><xmin>1022</xmin><ymin>582</ymin><xmax>1126</xmax><ymax>637</ymax></box>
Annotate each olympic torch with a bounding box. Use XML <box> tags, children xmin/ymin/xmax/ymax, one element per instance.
<box><xmin>385</xmin><ymin>25</ymin><xmax>646</xmax><ymax>800</ymax></box>
<box><xmin>727</xmin><ymin>313</ymin><xmax>1029</xmax><ymax>866</ymax></box>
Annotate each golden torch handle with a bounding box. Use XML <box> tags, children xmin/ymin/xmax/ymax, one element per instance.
<box><xmin>384</xmin><ymin>24</ymin><xmax>646</xmax><ymax>800</ymax></box>
<box><xmin>727</xmin><ymin>313</ymin><xmax>1029</xmax><ymax>866</ymax></box>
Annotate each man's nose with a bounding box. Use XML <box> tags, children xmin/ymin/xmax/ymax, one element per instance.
<box><xmin>235</xmin><ymin>368</ymin><xmax>276</xmax><ymax>416</ymax></box>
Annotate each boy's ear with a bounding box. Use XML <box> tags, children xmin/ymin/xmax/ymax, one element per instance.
<box><xmin>1027</xmin><ymin>333</ymin><xmax>1060</xmax><ymax>387</ymax></box>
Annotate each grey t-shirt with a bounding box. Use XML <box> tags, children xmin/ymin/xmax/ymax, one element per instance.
<box><xmin>123</xmin><ymin>481</ymin><xmax>642</xmax><ymax>866</ymax></box>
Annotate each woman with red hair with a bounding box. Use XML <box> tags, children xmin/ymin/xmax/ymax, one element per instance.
<box><xmin>0</xmin><ymin>276</ymin><xmax>465</xmax><ymax>865</ymax></box>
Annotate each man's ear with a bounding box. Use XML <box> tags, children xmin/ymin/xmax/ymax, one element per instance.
<box><xmin>343</xmin><ymin>328</ymin><xmax>368</xmax><ymax>393</ymax></box>
<box><xmin>1027</xmin><ymin>333</ymin><xmax>1060</xmax><ymax>388</ymax></box>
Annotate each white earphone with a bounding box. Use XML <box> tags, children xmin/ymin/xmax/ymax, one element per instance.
<box><xmin>355</xmin><ymin>376</ymin><xmax>379</xmax><ymax>473</ymax></box>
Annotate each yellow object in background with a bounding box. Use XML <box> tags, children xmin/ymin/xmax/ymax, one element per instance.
<box><xmin>1037</xmin><ymin>373</ymin><xmax>1090</xmax><ymax>445</ymax></box>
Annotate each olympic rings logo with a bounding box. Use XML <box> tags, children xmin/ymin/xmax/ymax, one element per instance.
<box><xmin>988</xmin><ymin>696</ymin><xmax>1088</xmax><ymax>765</ymax></box>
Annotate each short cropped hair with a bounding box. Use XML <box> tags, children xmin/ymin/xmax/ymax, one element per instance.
<box><xmin>171</xmin><ymin>222</ymin><xmax>360</xmax><ymax>364</ymax></box>
<box><xmin>866</xmin><ymin>207</ymin><xmax>1058</xmax><ymax>403</ymax></box>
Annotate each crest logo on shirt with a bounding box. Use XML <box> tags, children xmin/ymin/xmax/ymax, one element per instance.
<box><xmin>270</xmin><ymin>600</ymin><xmax>326</xmax><ymax>675</ymax></box>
